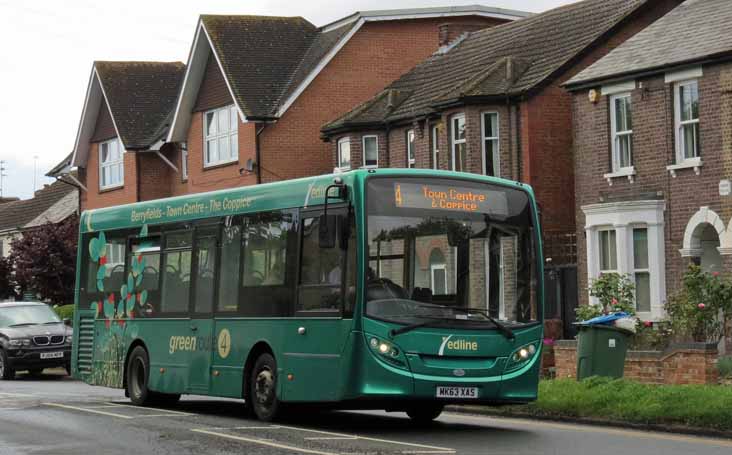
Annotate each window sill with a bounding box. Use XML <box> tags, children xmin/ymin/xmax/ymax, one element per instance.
<box><xmin>203</xmin><ymin>159</ymin><xmax>239</xmax><ymax>171</ymax></box>
<box><xmin>666</xmin><ymin>159</ymin><xmax>702</xmax><ymax>177</ymax></box>
<box><xmin>603</xmin><ymin>167</ymin><xmax>636</xmax><ymax>185</ymax></box>
<box><xmin>334</xmin><ymin>167</ymin><xmax>351</xmax><ymax>173</ymax></box>
<box><xmin>99</xmin><ymin>184</ymin><xmax>124</xmax><ymax>193</ymax></box>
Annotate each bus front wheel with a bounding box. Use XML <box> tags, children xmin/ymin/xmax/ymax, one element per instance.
<box><xmin>406</xmin><ymin>404</ymin><xmax>444</xmax><ymax>423</ymax></box>
<box><xmin>250</xmin><ymin>353</ymin><xmax>281</xmax><ymax>421</ymax></box>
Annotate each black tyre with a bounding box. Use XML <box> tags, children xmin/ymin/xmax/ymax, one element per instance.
<box><xmin>0</xmin><ymin>350</ymin><xmax>15</xmax><ymax>380</ymax></box>
<box><xmin>406</xmin><ymin>404</ymin><xmax>444</xmax><ymax>423</ymax></box>
<box><xmin>27</xmin><ymin>368</ymin><xmax>44</xmax><ymax>377</ymax></box>
<box><xmin>126</xmin><ymin>346</ymin><xmax>154</xmax><ymax>406</ymax></box>
<box><xmin>250</xmin><ymin>353</ymin><xmax>281</xmax><ymax>421</ymax></box>
<box><xmin>65</xmin><ymin>362</ymin><xmax>72</xmax><ymax>375</ymax></box>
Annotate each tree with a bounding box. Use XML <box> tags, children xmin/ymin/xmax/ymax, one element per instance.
<box><xmin>0</xmin><ymin>255</ymin><xmax>14</xmax><ymax>300</ymax></box>
<box><xmin>9</xmin><ymin>214</ymin><xmax>79</xmax><ymax>305</ymax></box>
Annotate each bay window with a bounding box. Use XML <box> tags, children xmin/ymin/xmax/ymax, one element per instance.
<box><xmin>481</xmin><ymin>112</ymin><xmax>499</xmax><ymax>176</ymax></box>
<box><xmin>431</xmin><ymin>124</ymin><xmax>439</xmax><ymax>170</ymax></box>
<box><xmin>451</xmin><ymin>113</ymin><xmax>466</xmax><ymax>172</ymax></box>
<box><xmin>362</xmin><ymin>135</ymin><xmax>378</xmax><ymax>168</ymax></box>
<box><xmin>337</xmin><ymin>137</ymin><xmax>351</xmax><ymax>170</ymax></box>
<box><xmin>406</xmin><ymin>129</ymin><xmax>415</xmax><ymax>168</ymax></box>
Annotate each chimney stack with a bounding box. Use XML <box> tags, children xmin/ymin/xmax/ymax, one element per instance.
<box><xmin>438</xmin><ymin>22</ymin><xmax>488</xmax><ymax>47</ymax></box>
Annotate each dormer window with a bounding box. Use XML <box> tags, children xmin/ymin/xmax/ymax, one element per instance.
<box><xmin>204</xmin><ymin>105</ymin><xmax>239</xmax><ymax>167</ymax></box>
<box><xmin>99</xmin><ymin>138</ymin><xmax>123</xmax><ymax>189</ymax></box>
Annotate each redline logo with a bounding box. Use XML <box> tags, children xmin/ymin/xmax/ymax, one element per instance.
<box><xmin>439</xmin><ymin>335</ymin><xmax>478</xmax><ymax>355</ymax></box>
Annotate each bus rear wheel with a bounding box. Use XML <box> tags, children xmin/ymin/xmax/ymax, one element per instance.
<box><xmin>127</xmin><ymin>346</ymin><xmax>154</xmax><ymax>406</ymax></box>
<box><xmin>250</xmin><ymin>353</ymin><xmax>281</xmax><ymax>421</ymax></box>
<box><xmin>406</xmin><ymin>404</ymin><xmax>444</xmax><ymax>423</ymax></box>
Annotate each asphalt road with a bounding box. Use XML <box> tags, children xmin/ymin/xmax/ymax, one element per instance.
<box><xmin>1</xmin><ymin>370</ymin><xmax>731</xmax><ymax>455</ymax></box>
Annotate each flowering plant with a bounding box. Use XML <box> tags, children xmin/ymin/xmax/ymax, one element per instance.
<box><xmin>576</xmin><ymin>273</ymin><xmax>636</xmax><ymax>321</ymax></box>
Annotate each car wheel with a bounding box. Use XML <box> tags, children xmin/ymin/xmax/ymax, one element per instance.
<box><xmin>250</xmin><ymin>353</ymin><xmax>281</xmax><ymax>421</ymax></box>
<box><xmin>0</xmin><ymin>349</ymin><xmax>15</xmax><ymax>380</ymax></box>
<box><xmin>126</xmin><ymin>346</ymin><xmax>154</xmax><ymax>406</ymax></box>
<box><xmin>406</xmin><ymin>404</ymin><xmax>444</xmax><ymax>423</ymax></box>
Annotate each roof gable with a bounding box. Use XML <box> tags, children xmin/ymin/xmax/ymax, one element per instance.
<box><xmin>323</xmin><ymin>0</ymin><xmax>651</xmax><ymax>131</ymax></box>
<box><xmin>568</xmin><ymin>0</ymin><xmax>732</xmax><ymax>87</ymax></box>
<box><xmin>71</xmin><ymin>62</ymin><xmax>185</xmax><ymax>168</ymax></box>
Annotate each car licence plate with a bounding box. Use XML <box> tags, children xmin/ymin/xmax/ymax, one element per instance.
<box><xmin>40</xmin><ymin>352</ymin><xmax>64</xmax><ymax>360</ymax></box>
<box><xmin>436</xmin><ymin>386</ymin><xmax>478</xmax><ymax>398</ymax></box>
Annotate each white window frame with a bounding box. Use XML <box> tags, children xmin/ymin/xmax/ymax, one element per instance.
<box><xmin>631</xmin><ymin>226</ymin><xmax>651</xmax><ymax>313</ymax></box>
<box><xmin>203</xmin><ymin>105</ymin><xmax>239</xmax><ymax>168</ymax></box>
<box><xmin>481</xmin><ymin>111</ymin><xmax>500</xmax><ymax>177</ymax></box>
<box><xmin>99</xmin><ymin>137</ymin><xmax>124</xmax><ymax>190</ymax></box>
<box><xmin>598</xmin><ymin>229</ymin><xmax>618</xmax><ymax>275</ymax></box>
<box><xmin>362</xmin><ymin>135</ymin><xmax>378</xmax><ymax>168</ymax></box>
<box><xmin>337</xmin><ymin>137</ymin><xmax>351</xmax><ymax>171</ymax></box>
<box><xmin>430</xmin><ymin>263</ymin><xmax>447</xmax><ymax>295</ymax></box>
<box><xmin>450</xmin><ymin>113</ymin><xmax>466</xmax><ymax>172</ymax></box>
<box><xmin>406</xmin><ymin>129</ymin><xmax>416</xmax><ymax>168</ymax></box>
<box><xmin>674</xmin><ymin>80</ymin><xmax>700</xmax><ymax>164</ymax></box>
<box><xmin>431</xmin><ymin>124</ymin><xmax>439</xmax><ymax>170</ymax></box>
<box><xmin>609</xmin><ymin>93</ymin><xmax>633</xmax><ymax>173</ymax></box>
<box><xmin>582</xmin><ymin>200</ymin><xmax>667</xmax><ymax>320</ymax></box>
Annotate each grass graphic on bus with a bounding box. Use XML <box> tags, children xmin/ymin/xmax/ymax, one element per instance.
<box><xmin>86</xmin><ymin>226</ymin><xmax>148</xmax><ymax>387</ymax></box>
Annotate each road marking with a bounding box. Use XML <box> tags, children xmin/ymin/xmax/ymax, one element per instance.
<box><xmin>104</xmin><ymin>402</ymin><xmax>195</xmax><ymax>416</ymax></box>
<box><xmin>304</xmin><ymin>436</ymin><xmax>359</xmax><ymax>441</ymax></box>
<box><xmin>43</xmin><ymin>403</ymin><xmax>133</xmax><ymax>419</ymax></box>
<box><xmin>276</xmin><ymin>424</ymin><xmax>455</xmax><ymax>452</ymax></box>
<box><xmin>233</xmin><ymin>426</ymin><xmax>282</xmax><ymax>430</ymax></box>
<box><xmin>191</xmin><ymin>429</ymin><xmax>340</xmax><ymax>455</ymax></box>
<box><xmin>0</xmin><ymin>392</ymin><xmax>34</xmax><ymax>397</ymax></box>
<box><xmin>446</xmin><ymin>413</ymin><xmax>732</xmax><ymax>448</ymax></box>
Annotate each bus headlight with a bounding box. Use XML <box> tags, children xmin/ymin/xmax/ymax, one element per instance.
<box><xmin>366</xmin><ymin>335</ymin><xmax>407</xmax><ymax>370</ymax></box>
<box><xmin>506</xmin><ymin>342</ymin><xmax>539</xmax><ymax>371</ymax></box>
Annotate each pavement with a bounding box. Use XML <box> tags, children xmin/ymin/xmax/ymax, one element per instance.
<box><xmin>1</xmin><ymin>370</ymin><xmax>731</xmax><ymax>455</ymax></box>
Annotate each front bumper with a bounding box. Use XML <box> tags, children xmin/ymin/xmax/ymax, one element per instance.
<box><xmin>6</xmin><ymin>346</ymin><xmax>71</xmax><ymax>370</ymax></box>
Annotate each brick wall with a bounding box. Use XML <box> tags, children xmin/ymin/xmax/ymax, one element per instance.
<box><xmin>82</xmin><ymin>143</ymin><xmax>137</xmax><ymax>210</ymax></box>
<box><xmin>573</xmin><ymin>62</ymin><xmax>732</xmax><ymax>307</ymax></box>
<box><xmin>555</xmin><ymin>340</ymin><xmax>719</xmax><ymax>385</ymax></box>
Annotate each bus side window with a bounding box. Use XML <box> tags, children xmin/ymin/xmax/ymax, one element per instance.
<box><xmin>82</xmin><ymin>232</ymin><xmax>127</xmax><ymax>311</ymax></box>
<box><xmin>217</xmin><ymin>222</ymin><xmax>241</xmax><ymax>313</ymax></box>
<box><xmin>129</xmin><ymin>237</ymin><xmax>162</xmax><ymax>316</ymax></box>
<box><xmin>160</xmin><ymin>231</ymin><xmax>192</xmax><ymax>314</ymax></box>
<box><xmin>297</xmin><ymin>216</ymin><xmax>343</xmax><ymax>316</ymax></box>
<box><xmin>240</xmin><ymin>211</ymin><xmax>293</xmax><ymax>316</ymax></box>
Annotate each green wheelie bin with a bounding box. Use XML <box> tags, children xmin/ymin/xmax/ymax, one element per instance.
<box><xmin>576</xmin><ymin>324</ymin><xmax>632</xmax><ymax>380</ymax></box>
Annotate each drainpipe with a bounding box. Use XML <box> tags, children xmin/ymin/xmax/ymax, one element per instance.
<box><xmin>385</xmin><ymin>124</ymin><xmax>392</xmax><ymax>168</ymax></box>
<box><xmin>255</xmin><ymin>123</ymin><xmax>265</xmax><ymax>184</ymax></box>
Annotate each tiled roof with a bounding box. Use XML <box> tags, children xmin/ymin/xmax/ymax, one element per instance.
<box><xmin>323</xmin><ymin>0</ymin><xmax>649</xmax><ymax>132</ymax></box>
<box><xmin>201</xmin><ymin>15</ymin><xmax>320</xmax><ymax>119</ymax></box>
<box><xmin>96</xmin><ymin>61</ymin><xmax>185</xmax><ymax>148</ymax></box>
<box><xmin>0</xmin><ymin>178</ymin><xmax>77</xmax><ymax>232</ymax></box>
<box><xmin>46</xmin><ymin>152</ymin><xmax>72</xmax><ymax>177</ymax></box>
<box><xmin>568</xmin><ymin>0</ymin><xmax>732</xmax><ymax>87</ymax></box>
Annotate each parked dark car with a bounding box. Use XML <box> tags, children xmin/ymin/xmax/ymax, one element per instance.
<box><xmin>0</xmin><ymin>302</ymin><xmax>73</xmax><ymax>379</ymax></box>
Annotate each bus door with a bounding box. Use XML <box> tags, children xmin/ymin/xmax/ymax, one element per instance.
<box><xmin>282</xmin><ymin>208</ymin><xmax>355</xmax><ymax>402</ymax></box>
<box><xmin>188</xmin><ymin>225</ymin><xmax>218</xmax><ymax>394</ymax></box>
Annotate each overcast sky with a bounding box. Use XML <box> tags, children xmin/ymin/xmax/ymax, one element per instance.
<box><xmin>0</xmin><ymin>0</ymin><xmax>574</xmax><ymax>200</ymax></box>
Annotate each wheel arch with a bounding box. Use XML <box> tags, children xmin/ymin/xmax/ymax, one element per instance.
<box><xmin>242</xmin><ymin>340</ymin><xmax>275</xmax><ymax>401</ymax></box>
<box><xmin>122</xmin><ymin>338</ymin><xmax>148</xmax><ymax>392</ymax></box>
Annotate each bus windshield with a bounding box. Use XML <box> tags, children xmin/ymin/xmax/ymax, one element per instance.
<box><xmin>366</xmin><ymin>177</ymin><xmax>539</xmax><ymax>329</ymax></box>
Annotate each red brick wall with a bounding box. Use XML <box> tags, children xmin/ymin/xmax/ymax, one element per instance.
<box><xmin>573</xmin><ymin>63</ymin><xmax>732</xmax><ymax>306</ymax></box>
<box><xmin>555</xmin><ymin>341</ymin><xmax>719</xmax><ymax>385</ymax></box>
<box><xmin>82</xmin><ymin>143</ymin><xmax>137</xmax><ymax>210</ymax></box>
<box><xmin>194</xmin><ymin>54</ymin><xmax>232</xmax><ymax>112</ymax></box>
<box><xmin>259</xmin><ymin>17</ymin><xmax>504</xmax><ymax>183</ymax></box>
<box><xmin>90</xmin><ymin>103</ymin><xmax>117</xmax><ymax>143</ymax></box>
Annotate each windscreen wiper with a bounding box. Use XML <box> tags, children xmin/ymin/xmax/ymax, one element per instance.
<box><xmin>9</xmin><ymin>323</ymin><xmax>37</xmax><ymax>327</ymax></box>
<box><xmin>451</xmin><ymin>307</ymin><xmax>515</xmax><ymax>340</ymax></box>
<box><xmin>390</xmin><ymin>317</ymin><xmax>446</xmax><ymax>337</ymax></box>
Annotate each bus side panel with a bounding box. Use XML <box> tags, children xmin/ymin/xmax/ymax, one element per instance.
<box><xmin>143</xmin><ymin>319</ymin><xmax>193</xmax><ymax>394</ymax></box>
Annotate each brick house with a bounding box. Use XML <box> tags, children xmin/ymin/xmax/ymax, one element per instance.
<box><xmin>68</xmin><ymin>61</ymin><xmax>185</xmax><ymax>210</ymax></box>
<box><xmin>163</xmin><ymin>7</ymin><xmax>528</xmax><ymax>197</ymax></box>
<box><xmin>566</xmin><ymin>0</ymin><xmax>732</xmax><ymax>320</ymax></box>
<box><xmin>321</xmin><ymin>0</ymin><xmax>682</xmax><ymax>273</ymax></box>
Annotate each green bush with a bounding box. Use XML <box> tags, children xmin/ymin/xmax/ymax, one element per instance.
<box><xmin>718</xmin><ymin>357</ymin><xmax>732</xmax><ymax>378</ymax></box>
<box><xmin>53</xmin><ymin>304</ymin><xmax>74</xmax><ymax>323</ymax></box>
<box><xmin>512</xmin><ymin>379</ymin><xmax>732</xmax><ymax>430</ymax></box>
<box><xmin>576</xmin><ymin>273</ymin><xmax>636</xmax><ymax>321</ymax></box>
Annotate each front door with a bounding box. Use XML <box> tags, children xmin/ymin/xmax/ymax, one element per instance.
<box><xmin>188</xmin><ymin>226</ymin><xmax>218</xmax><ymax>394</ymax></box>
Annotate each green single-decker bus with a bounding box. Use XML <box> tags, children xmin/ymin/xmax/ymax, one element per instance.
<box><xmin>72</xmin><ymin>168</ymin><xmax>543</xmax><ymax>422</ymax></box>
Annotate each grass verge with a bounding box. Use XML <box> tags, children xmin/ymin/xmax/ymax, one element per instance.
<box><xmin>472</xmin><ymin>377</ymin><xmax>732</xmax><ymax>432</ymax></box>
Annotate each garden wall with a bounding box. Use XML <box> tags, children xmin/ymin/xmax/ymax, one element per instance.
<box><xmin>554</xmin><ymin>340</ymin><xmax>718</xmax><ymax>385</ymax></box>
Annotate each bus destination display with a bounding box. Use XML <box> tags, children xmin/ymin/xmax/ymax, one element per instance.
<box><xmin>393</xmin><ymin>182</ymin><xmax>508</xmax><ymax>214</ymax></box>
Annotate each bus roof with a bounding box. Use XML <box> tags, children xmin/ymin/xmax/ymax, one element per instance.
<box><xmin>80</xmin><ymin>169</ymin><xmax>532</xmax><ymax>234</ymax></box>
